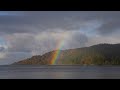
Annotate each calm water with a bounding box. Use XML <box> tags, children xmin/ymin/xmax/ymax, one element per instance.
<box><xmin>0</xmin><ymin>65</ymin><xmax>120</xmax><ymax>79</ymax></box>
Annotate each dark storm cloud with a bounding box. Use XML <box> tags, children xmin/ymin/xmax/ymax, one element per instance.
<box><xmin>0</xmin><ymin>12</ymin><xmax>79</xmax><ymax>34</ymax></box>
<box><xmin>0</xmin><ymin>11</ymin><xmax>120</xmax><ymax>34</ymax></box>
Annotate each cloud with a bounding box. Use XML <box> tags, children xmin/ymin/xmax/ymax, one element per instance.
<box><xmin>57</xmin><ymin>31</ymin><xmax>88</xmax><ymax>49</ymax></box>
<box><xmin>0</xmin><ymin>11</ymin><xmax>119</xmax><ymax>38</ymax></box>
<box><xmin>1</xmin><ymin>11</ymin><xmax>120</xmax><ymax>34</ymax></box>
<box><xmin>97</xmin><ymin>19</ymin><xmax>120</xmax><ymax>35</ymax></box>
<box><xmin>0</xmin><ymin>30</ymin><xmax>89</xmax><ymax>65</ymax></box>
<box><xmin>0</xmin><ymin>52</ymin><xmax>6</xmax><ymax>59</ymax></box>
<box><xmin>5</xmin><ymin>33</ymin><xmax>36</xmax><ymax>52</ymax></box>
<box><xmin>0</xmin><ymin>47</ymin><xmax>5</xmax><ymax>52</ymax></box>
<box><xmin>2</xmin><ymin>30</ymin><xmax>88</xmax><ymax>54</ymax></box>
<box><xmin>0</xmin><ymin>46</ymin><xmax>7</xmax><ymax>59</ymax></box>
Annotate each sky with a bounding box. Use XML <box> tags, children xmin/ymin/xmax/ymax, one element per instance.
<box><xmin>0</xmin><ymin>11</ymin><xmax>120</xmax><ymax>65</ymax></box>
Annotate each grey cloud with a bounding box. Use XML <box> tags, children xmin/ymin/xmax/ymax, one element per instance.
<box><xmin>1</xmin><ymin>11</ymin><xmax>120</xmax><ymax>34</ymax></box>
<box><xmin>6</xmin><ymin>33</ymin><xmax>36</xmax><ymax>52</ymax></box>
<box><xmin>73</xmin><ymin>32</ymin><xmax>88</xmax><ymax>46</ymax></box>
<box><xmin>97</xmin><ymin>20</ymin><xmax>120</xmax><ymax>35</ymax></box>
<box><xmin>4</xmin><ymin>31</ymin><xmax>89</xmax><ymax>55</ymax></box>
<box><xmin>0</xmin><ymin>47</ymin><xmax>5</xmax><ymax>52</ymax></box>
<box><xmin>54</xmin><ymin>31</ymin><xmax>89</xmax><ymax>50</ymax></box>
<box><xmin>66</xmin><ymin>32</ymin><xmax>88</xmax><ymax>49</ymax></box>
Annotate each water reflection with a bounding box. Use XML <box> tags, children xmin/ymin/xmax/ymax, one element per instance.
<box><xmin>0</xmin><ymin>65</ymin><xmax>120</xmax><ymax>79</ymax></box>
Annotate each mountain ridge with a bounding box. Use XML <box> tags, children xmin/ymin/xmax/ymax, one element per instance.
<box><xmin>12</xmin><ymin>43</ymin><xmax>120</xmax><ymax>65</ymax></box>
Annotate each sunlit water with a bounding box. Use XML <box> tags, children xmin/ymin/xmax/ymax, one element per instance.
<box><xmin>0</xmin><ymin>65</ymin><xmax>120</xmax><ymax>79</ymax></box>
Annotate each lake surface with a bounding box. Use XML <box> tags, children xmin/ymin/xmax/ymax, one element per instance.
<box><xmin>0</xmin><ymin>65</ymin><xmax>120</xmax><ymax>79</ymax></box>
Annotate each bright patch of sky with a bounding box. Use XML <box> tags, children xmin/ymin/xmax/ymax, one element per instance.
<box><xmin>0</xmin><ymin>37</ymin><xmax>7</xmax><ymax>49</ymax></box>
<box><xmin>0</xmin><ymin>37</ymin><xmax>5</xmax><ymax>44</ymax></box>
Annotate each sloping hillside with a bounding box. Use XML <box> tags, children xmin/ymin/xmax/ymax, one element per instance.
<box><xmin>13</xmin><ymin>43</ymin><xmax>120</xmax><ymax>65</ymax></box>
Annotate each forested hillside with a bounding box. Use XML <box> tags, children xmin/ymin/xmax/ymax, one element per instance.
<box><xmin>13</xmin><ymin>44</ymin><xmax>120</xmax><ymax>65</ymax></box>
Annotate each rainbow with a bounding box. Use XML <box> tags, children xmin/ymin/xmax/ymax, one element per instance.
<box><xmin>50</xmin><ymin>32</ymin><xmax>68</xmax><ymax>65</ymax></box>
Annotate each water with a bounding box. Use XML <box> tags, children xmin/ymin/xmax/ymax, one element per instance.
<box><xmin>0</xmin><ymin>65</ymin><xmax>120</xmax><ymax>79</ymax></box>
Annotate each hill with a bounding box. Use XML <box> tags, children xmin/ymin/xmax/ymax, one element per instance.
<box><xmin>12</xmin><ymin>43</ymin><xmax>120</xmax><ymax>65</ymax></box>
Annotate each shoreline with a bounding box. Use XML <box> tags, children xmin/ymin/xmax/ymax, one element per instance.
<box><xmin>0</xmin><ymin>64</ymin><xmax>120</xmax><ymax>67</ymax></box>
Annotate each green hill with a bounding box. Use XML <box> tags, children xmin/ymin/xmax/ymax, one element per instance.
<box><xmin>13</xmin><ymin>43</ymin><xmax>120</xmax><ymax>65</ymax></box>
